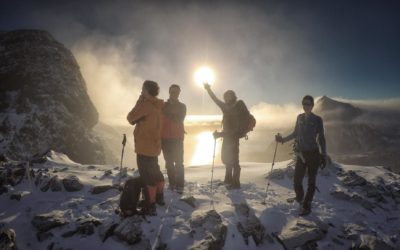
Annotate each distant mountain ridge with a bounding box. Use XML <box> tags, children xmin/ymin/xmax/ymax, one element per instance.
<box><xmin>314</xmin><ymin>95</ymin><xmax>363</xmax><ymax>122</ymax></box>
<box><xmin>0</xmin><ymin>30</ymin><xmax>107</xmax><ymax>164</ymax></box>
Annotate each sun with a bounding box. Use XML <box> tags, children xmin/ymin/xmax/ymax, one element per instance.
<box><xmin>194</xmin><ymin>66</ymin><xmax>215</xmax><ymax>86</ymax></box>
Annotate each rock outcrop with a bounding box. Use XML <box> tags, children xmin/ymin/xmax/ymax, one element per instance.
<box><xmin>0</xmin><ymin>30</ymin><xmax>106</xmax><ymax>164</ymax></box>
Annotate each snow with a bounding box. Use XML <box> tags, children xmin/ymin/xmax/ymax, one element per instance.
<box><xmin>1</xmin><ymin>156</ymin><xmax>399</xmax><ymax>249</ymax></box>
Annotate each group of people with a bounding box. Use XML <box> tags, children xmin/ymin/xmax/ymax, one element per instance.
<box><xmin>127</xmin><ymin>80</ymin><xmax>327</xmax><ymax>217</ymax></box>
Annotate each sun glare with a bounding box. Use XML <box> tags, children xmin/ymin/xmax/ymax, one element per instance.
<box><xmin>194</xmin><ymin>66</ymin><xmax>215</xmax><ymax>86</ymax></box>
<box><xmin>190</xmin><ymin>131</ymin><xmax>217</xmax><ymax>166</ymax></box>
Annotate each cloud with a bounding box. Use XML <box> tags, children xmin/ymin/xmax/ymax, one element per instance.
<box><xmin>317</xmin><ymin>96</ymin><xmax>400</xmax><ymax>126</ymax></box>
<box><xmin>334</xmin><ymin>97</ymin><xmax>400</xmax><ymax>111</ymax></box>
<box><xmin>72</xmin><ymin>34</ymin><xmax>143</xmax><ymax>126</ymax></box>
<box><xmin>250</xmin><ymin>102</ymin><xmax>301</xmax><ymax>130</ymax></box>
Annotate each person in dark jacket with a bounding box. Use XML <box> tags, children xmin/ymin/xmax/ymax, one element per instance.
<box><xmin>204</xmin><ymin>83</ymin><xmax>250</xmax><ymax>189</ymax></box>
<box><xmin>161</xmin><ymin>84</ymin><xmax>186</xmax><ymax>194</ymax></box>
<box><xmin>127</xmin><ymin>80</ymin><xmax>165</xmax><ymax>216</ymax></box>
<box><xmin>275</xmin><ymin>95</ymin><xmax>328</xmax><ymax>216</ymax></box>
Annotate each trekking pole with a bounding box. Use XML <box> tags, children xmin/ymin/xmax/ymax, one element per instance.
<box><xmin>210</xmin><ymin>136</ymin><xmax>217</xmax><ymax>207</ymax></box>
<box><xmin>262</xmin><ymin>139</ymin><xmax>279</xmax><ymax>205</ymax></box>
<box><xmin>118</xmin><ymin>134</ymin><xmax>127</xmax><ymax>187</ymax></box>
<box><xmin>151</xmin><ymin>191</ymin><xmax>176</xmax><ymax>250</ymax></box>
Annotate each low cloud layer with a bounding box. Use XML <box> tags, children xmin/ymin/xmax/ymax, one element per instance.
<box><xmin>336</xmin><ymin>97</ymin><xmax>400</xmax><ymax>111</ymax></box>
<box><xmin>250</xmin><ymin>102</ymin><xmax>301</xmax><ymax>130</ymax></box>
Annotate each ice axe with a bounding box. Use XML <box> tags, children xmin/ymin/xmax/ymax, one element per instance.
<box><xmin>118</xmin><ymin>134</ymin><xmax>127</xmax><ymax>187</ymax></box>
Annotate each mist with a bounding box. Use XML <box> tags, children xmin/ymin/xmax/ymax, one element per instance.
<box><xmin>72</xmin><ymin>35</ymin><xmax>142</xmax><ymax>125</ymax></box>
<box><xmin>23</xmin><ymin>1</ymin><xmax>331</xmax><ymax>126</ymax></box>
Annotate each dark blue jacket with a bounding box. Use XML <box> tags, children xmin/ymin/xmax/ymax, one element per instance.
<box><xmin>283</xmin><ymin>113</ymin><xmax>327</xmax><ymax>155</ymax></box>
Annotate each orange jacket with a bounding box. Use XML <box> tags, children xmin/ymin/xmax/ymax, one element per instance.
<box><xmin>161</xmin><ymin>99</ymin><xmax>186</xmax><ymax>139</ymax></box>
<box><xmin>127</xmin><ymin>95</ymin><xmax>164</xmax><ymax>157</ymax></box>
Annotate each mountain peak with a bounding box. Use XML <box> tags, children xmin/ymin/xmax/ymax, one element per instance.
<box><xmin>314</xmin><ymin>96</ymin><xmax>363</xmax><ymax>121</ymax></box>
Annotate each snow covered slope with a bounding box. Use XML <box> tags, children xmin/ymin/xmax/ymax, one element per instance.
<box><xmin>1</xmin><ymin>153</ymin><xmax>399</xmax><ymax>249</ymax></box>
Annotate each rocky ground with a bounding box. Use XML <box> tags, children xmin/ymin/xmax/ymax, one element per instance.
<box><xmin>1</xmin><ymin>150</ymin><xmax>399</xmax><ymax>250</ymax></box>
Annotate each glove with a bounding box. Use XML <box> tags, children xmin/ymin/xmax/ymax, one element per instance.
<box><xmin>213</xmin><ymin>131</ymin><xmax>223</xmax><ymax>139</ymax></box>
<box><xmin>320</xmin><ymin>154</ymin><xmax>327</xmax><ymax>169</ymax></box>
<box><xmin>275</xmin><ymin>133</ymin><xmax>284</xmax><ymax>143</ymax></box>
<box><xmin>203</xmin><ymin>83</ymin><xmax>211</xmax><ymax>90</ymax></box>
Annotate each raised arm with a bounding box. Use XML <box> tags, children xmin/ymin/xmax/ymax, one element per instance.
<box><xmin>204</xmin><ymin>84</ymin><xmax>225</xmax><ymax>110</ymax></box>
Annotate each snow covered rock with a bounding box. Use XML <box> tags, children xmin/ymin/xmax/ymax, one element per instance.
<box><xmin>49</xmin><ymin>175</ymin><xmax>62</xmax><ymax>192</ymax></box>
<box><xmin>267</xmin><ymin>168</ymin><xmax>286</xmax><ymax>180</ymax></box>
<box><xmin>62</xmin><ymin>215</ymin><xmax>102</xmax><ymax>237</ymax></box>
<box><xmin>103</xmin><ymin>170</ymin><xmax>112</xmax><ymax>176</ymax></box>
<box><xmin>36</xmin><ymin>231</ymin><xmax>53</xmax><ymax>242</ymax></box>
<box><xmin>91</xmin><ymin>185</ymin><xmax>114</xmax><ymax>194</ymax></box>
<box><xmin>98</xmin><ymin>218</ymin><xmax>119</xmax><ymax>243</ymax></box>
<box><xmin>353</xmin><ymin>234</ymin><xmax>395</xmax><ymax>250</ymax></box>
<box><xmin>276</xmin><ymin>218</ymin><xmax>328</xmax><ymax>250</ymax></box>
<box><xmin>342</xmin><ymin>223</ymin><xmax>368</xmax><ymax>240</ymax></box>
<box><xmin>0</xmin><ymin>163</ymin><xmax>26</xmax><ymax>186</ymax></box>
<box><xmin>38</xmin><ymin>174</ymin><xmax>63</xmax><ymax>192</ymax></box>
<box><xmin>34</xmin><ymin>171</ymin><xmax>52</xmax><ymax>192</ymax></box>
<box><xmin>180</xmin><ymin>196</ymin><xmax>197</xmax><ymax>208</ymax></box>
<box><xmin>339</xmin><ymin>170</ymin><xmax>367</xmax><ymax>186</ymax></box>
<box><xmin>62</xmin><ymin>175</ymin><xmax>83</xmax><ymax>192</ymax></box>
<box><xmin>189</xmin><ymin>210</ymin><xmax>227</xmax><ymax>250</ymax></box>
<box><xmin>31</xmin><ymin>210</ymin><xmax>69</xmax><ymax>232</ymax></box>
<box><xmin>267</xmin><ymin>166</ymin><xmax>294</xmax><ymax>180</ymax></box>
<box><xmin>330</xmin><ymin>189</ymin><xmax>376</xmax><ymax>212</ymax></box>
<box><xmin>113</xmin><ymin>215</ymin><xmax>143</xmax><ymax>245</ymax></box>
<box><xmin>0</xmin><ymin>228</ymin><xmax>17</xmax><ymax>250</ymax></box>
<box><xmin>0</xmin><ymin>30</ymin><xmax>106</xmax><ymax>164</ymax></box>
<box><xmin>9</xmin><ymin>191</ymin><xmax>30</xmax><ymax>201</ymax></box>
<box><xmin>0</xmin><ymin>185</ymin><xmax>8</xmax><ymax>195</ymax></box>
<box><xmin>234</xmin><ymin>203</ymin><xmax>266</xmax><ymax>246</ymax></box>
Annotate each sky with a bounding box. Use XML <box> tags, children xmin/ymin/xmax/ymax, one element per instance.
<box><xmin>1</xmin><ymin>0</ymin><xmax>400</xmax><ymax>123</ymax></box>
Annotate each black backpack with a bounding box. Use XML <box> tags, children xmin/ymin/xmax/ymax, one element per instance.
<box><xmin>236</xmin><ymin>100</ymin><xmax>256</xmax><ymax>139</ymax></box>
<box><xmin>119</xmin><ymin>177</ymin><xmax>143</xmax><ymax>216</ymax></box>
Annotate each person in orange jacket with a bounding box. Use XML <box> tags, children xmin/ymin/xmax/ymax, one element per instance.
<box><xmin>161</xmin><ymin>84</ymin><xmax>186</xmax><ymax>194</ymax></box>
<box><xmin>127</xmin><ymin>80</ymin><xmax>165</xmax><ymax>216</ymax></box>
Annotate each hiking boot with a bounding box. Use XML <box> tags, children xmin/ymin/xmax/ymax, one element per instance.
<box><xmin>224</xmin><ymin>166</ymin><xmax>233</xmax><ymax>185</ymax></box>
<box><xmin>227</xmin><ymin>167</ymin><xmax>241</xmax><ymax>190</ymax></box>
<box><xmin>156</xmin><ymin>193</ymin><xmax>165</xmax><ymax>206</ymax></box>
<box><xmin>168</xmin><ymin>184</ymin><xmax>175</xmax><ymax>191</ymax></box>
<box><xmin>299</xmin><ymin>207</ymin><xmax>311</xmax><ymax>216</ymax></box>
<box><xmin>121</xmin><ymin>209</ymin><xmax>137</xmax><ymax>218</ymax></box>
<box><xmin>286</xmin><ymin>197</ymin><xmax>303</xmax><ymax>204</ymax></box>
<box><xmin>226</xmin><ymin>182</ymin><xmax>241</xmax><ymax>190</ymax></box>
<box><xmin>299</xmin><ymin>202</ymin><xmax>311</xmax><ymax>216</ymax></box>
<box><xmin>141</xmin><ymin>203</ymin><xmax>157</xmax><ymax>216</ymax></box>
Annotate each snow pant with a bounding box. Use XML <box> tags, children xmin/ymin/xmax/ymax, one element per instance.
<box><xmin>161</xmin><ymin>139</ymin><xmax>184</xmax><ymax>190</ymax></box>
<box><xmin>293</xmin><ymin>149</ymin><xmax>320</xmax><ymax>210</ymax></box>
<box><xmin>137</xmin><ymin>154</ymin><xmax>164</xmax><ymax>205</ymax></box>
<box><xmin>221</xmin><ymin>136</ymin><xmax>241</xmax><ymax>186</ymax></box>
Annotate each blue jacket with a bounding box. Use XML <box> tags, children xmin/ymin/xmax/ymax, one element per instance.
<box><xmin>283</xmin><ymin>113</ymin><xmax>327</xmax><ymax>155</ymax></box>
